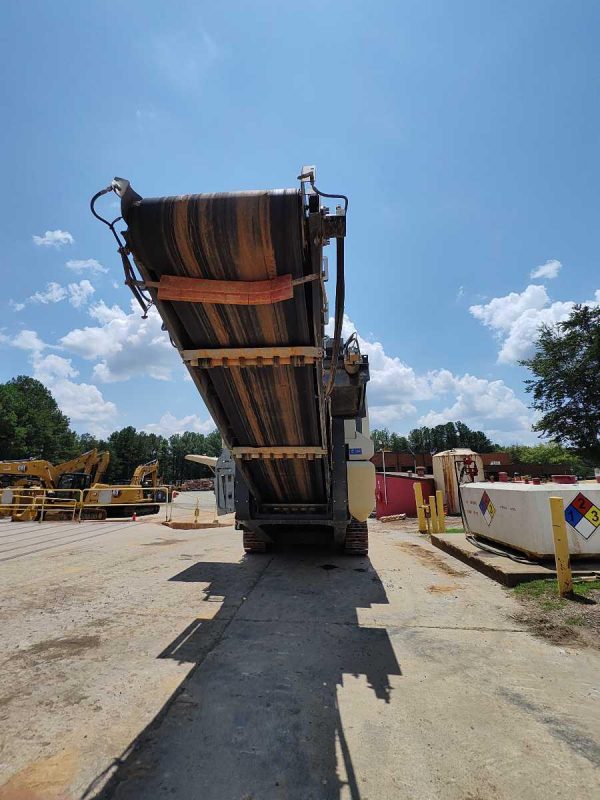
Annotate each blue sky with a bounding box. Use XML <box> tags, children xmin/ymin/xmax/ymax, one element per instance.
<box><xmin>1</xmin><ymin>1</ymin><xmax>599</xmax><ymax>443</ymax></box>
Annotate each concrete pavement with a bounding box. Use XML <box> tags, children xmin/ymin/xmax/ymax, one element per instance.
<box><xmin>0</xmin><ymin>510</ymin><xmax>598</xmax><ymax>799</ymax></box>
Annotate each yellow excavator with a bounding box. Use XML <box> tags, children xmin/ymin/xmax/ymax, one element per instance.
<box><xmin>38</xmin><ymin>459</ymin><xmax>166</xmax><ymax>521</ymax></box>
<box><xmin>2</xmin><ymin>454</ymin><xmax>166</xmax><ymax>522</ymax></box>
<box><xmin>0</xmin><ymin>449</ymin><xmax>109</xmax><ymax>489</ymax></box>
<box><xmin>0</xmin><ymin>450</ymin><xmax>111</xmax><ymax>520</ymax></box>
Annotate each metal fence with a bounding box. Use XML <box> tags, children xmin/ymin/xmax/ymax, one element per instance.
<box><xmin>0</xmin><ymin>485</ymin><xmax>172</xmax><ymax>523</ymax></box>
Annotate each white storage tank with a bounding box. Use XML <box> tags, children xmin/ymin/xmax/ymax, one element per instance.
<box><xmin>461</xmin><ymin>481</ymin><xmax>600</xmax><ymax>558</ymax></box>
<box><xmin>433</xmin><ymin>449</ymin><xmax>484</xmax><ymax>515</ymax></box>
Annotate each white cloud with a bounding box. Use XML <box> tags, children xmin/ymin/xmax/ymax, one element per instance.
<box><xmin>470</xmin><ymin>284</ymin><xmax>600</xmax><ymax>363</ymax></box>
<box><xmin>31</xmin><ymin>354</ymin><xmax>116</xmax><ymax>435</ymax></box>
<box><xmin>68</xmin><ymin>280</ymin><xmax>95</xmax><ymax>308</ymax></box>
<box><xmin>32</xmin><ymin>353</ymin><xmax>78</xmax><ymax>383</ymax></box>
<box><xmin>470</xmin><ymin>284</ymin><xmax>549</xmax><ymax>332</ymax></box>
<box><xmin>12</xmin><ymin>330</ymin><xmax>47</xmax><ymax>352</ymax></box>
<box><xmin>143</xmin><ymin>412</ymin><xmax>214</xmax><ymax>437</ymax></box>
<box><xmin>419</xmin><ymin>371</ymin><xmax>533</xmax><ymax>438</ymax></box>
<box><xmin>9</xmin><ymin>300</ymin><xmax>25</xmax><ymax>312</ymax></box>
<box><xmin>325</xmin><ymin>313</ymin><xmax>535</xmax><ymax>440</ymax></box>
<box><xmin>60</xmin><ymin>300</ymin><xmax>177</xmax><ymax>382</ymax></box>
<box><xmin>456</xmin><ymin>286</ymin><xmax>465</xmax><ymax>302</ymax></box>
<box><xmin>27</xmin><ymin>280</ymin><xmax>95</xmax><ymax>309</ymax></box>
<box><xmin>66</xmin><ymin>258</ymin><xmax>108</xmax><ymax>274</ymax></box>
<box><xmin>30</xmin><ymin>281</ymin><xmax>68</xmax><ymax>304</ymax></box>
<box><xmin>530</xmin><ymin>258</ymin><xmax>562</xmax><ymax>280</ymax></box>
<box><xmin>5</xmin><ymin>335</ymin><xmax>117</xmax><ymax>436</ymax></box>
<box><xmin>33</xmin><ymin>229</ymin><xmax>74</xmax><ymax>248</ymax></box>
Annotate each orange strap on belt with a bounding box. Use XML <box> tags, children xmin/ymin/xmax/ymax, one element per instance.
<box><xmin>156</xmin><ymin>274</ymin><xmax>294</xmax><ymax>306</ymax></box>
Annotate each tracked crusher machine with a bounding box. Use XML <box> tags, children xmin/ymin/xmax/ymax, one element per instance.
<box><xmin>91</xmin><ymin>168</ymin><xmax>375</xmax><ymax>554</ymax></box>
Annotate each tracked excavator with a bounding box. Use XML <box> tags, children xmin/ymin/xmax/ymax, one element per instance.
<box><xmin>41</xmin><ymin>459</ymin><xmax>166</xmax><ymax>520</ymax></box>
<box><xmin>0</xmin><ymin>449</ymin><xmax>110</xmax><ymax>520</ymax></box>
<box><xmin>91</xmin><ymin>167</ymin><xmax>375</xmax><ymax>554</ymax></box>
<box><xmin>2</xmin><ymin>453</ymin><xmax>165</xmax><ymax>521</ymax></box>
<box><xmin>0</xmin><ymin>449</ymin><xmax>109</xmax><ymax>489</ymax></box>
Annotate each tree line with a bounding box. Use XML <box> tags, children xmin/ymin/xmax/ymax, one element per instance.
<box><xmin>370</xmin><ymin>420</ymin><xmax>584</xmax><ymax>472</ymax></box>
<box><xmin>370</xmin><ymin>421</ymin><xmax>499</xmax><ymax>455</ymax></box>
<box><xmin>1</xmin><ymin>305</ymin><xmax>598</xmax><ymax>481</ymax></box>
<box><xmin>0</xmin><ymin>376</ymin><xmax>221</xmax><ymax>484</ymax></box>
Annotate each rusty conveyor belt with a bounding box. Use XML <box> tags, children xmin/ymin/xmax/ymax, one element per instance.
<box><xmin>122</xmin><ymin>189</ymin><xmax>327</xmax><ymax>505</ymax></box>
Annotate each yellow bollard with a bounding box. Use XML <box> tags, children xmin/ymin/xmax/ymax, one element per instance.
<box><xmin>429</xmin><ymin>495</ymin><xmax>439</xmax><ymax>534</ymax></box>
<box><xmin>549</xmin><ymin>497</ymin><xmax>574</xmax><ymax>598</ymax></box>
<box><xmin>436</xmin><ymin>490</ymin><xmax>446</xmax><ymax>533</ymax></box>
<box><xmin>414</xmin><ymin>482</ymin><xmax>427</xmax><ymax>533</ymax></box>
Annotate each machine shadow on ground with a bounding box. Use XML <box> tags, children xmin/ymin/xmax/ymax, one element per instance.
<box><xmin>84</xmin><ymin>543</ymin><xmax>402</xmax><ymax>800</ymax></box>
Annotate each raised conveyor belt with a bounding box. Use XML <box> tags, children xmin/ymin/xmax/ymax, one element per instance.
<box><xmin>122</xmin><ymin>189</ymin><xmax>327</xmax><ymax>505</ymax></box>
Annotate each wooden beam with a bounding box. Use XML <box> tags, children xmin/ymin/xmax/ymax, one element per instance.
<box><xmin>181</xmin><ymin>346</ymin><xmax>323</xmax><ymax>368</ymax></box>
<box><xmin>232</xmin><ymin>446</ymin><xmax>327</xmax><ymax>461</ymax></box>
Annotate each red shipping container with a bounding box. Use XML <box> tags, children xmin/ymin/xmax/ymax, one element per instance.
<box><xmin>375</xmin><ymin>473</ymin><xmax>435</xmax><ymax>518</ymax></box>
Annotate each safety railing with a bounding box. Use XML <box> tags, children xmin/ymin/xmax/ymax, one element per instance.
<box><xmin>0</xmin><ymin>485</ymin><xmax>172</xmax><ymax>523</ymax></box>
<box><xmin>0</xmin><ymin>486</ymin><xmax>84</xmax><ymax>522</ymax></box>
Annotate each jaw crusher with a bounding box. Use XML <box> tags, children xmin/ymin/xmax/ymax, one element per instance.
<box><xmin>91</xmin><ymin>168</ymin><xmax>375</xmax><ymax>554</ymax></box>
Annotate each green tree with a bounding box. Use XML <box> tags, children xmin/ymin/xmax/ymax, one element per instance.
<box><xmin>0</xmin><ymin>376</ymin><xmax>78</xmax><ymax>461</ymax></box>
<box><xmin>505</xmin><ymin>442</ymin><xmax>584</xmax><ymax>473</ymax></box>
<box><xmin>389</xmin><ymin>433</ymin><xmax>409</xmax><ymax>452</ymax></box>
<box><xmin>370</xmin><ymin>428</ymin><xmax>392</xmax><ymax>450</ymax></box>
<box><xmin>372</xmin><ymin>421</ymin><xmax>498</xmax><ymax>454</ymax></box>
<box><xmin>521</xmin><ymin>305</ymin><xmax>600</xmax><ymax>463</ymax></box>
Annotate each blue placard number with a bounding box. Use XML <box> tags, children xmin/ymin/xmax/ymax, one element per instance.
<box><xmin>349</xmin><ymin>448</ymin><xmax>362</xmax><ymax>455</ymax></box>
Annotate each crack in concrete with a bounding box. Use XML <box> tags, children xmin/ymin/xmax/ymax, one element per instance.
<box><xmin>230</xmin><ymin>616</ymin><xmax>529</xmax><ymax>633</ymax></box>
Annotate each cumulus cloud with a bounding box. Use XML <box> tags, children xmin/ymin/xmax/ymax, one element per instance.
<box><xmin>12</xmin><ymin>330</ymin><xmax>47</xmax><ymax>352</ymax></box>
<box><xmin>31</xmin><ymin>353</ymin><xmax>116</xmax><ymax>434</ymax></box>
<box><xmin>9</xmin><ymin>300</ymin><xmax>25</xmax><ymax>312</ymax></box>
<box><xmin>60</xmin><ymin>300</ymin><xmax>177</xmax><ymax>382</ymax></box>
<box><xmin>68</xmin><ymin>280</ymin><xmax>95</xmax><ymax>308</ymax></box>
<box><xmin>5</xmin><ymin>334</ymin><xmax>117</xmax><ymax>436</ymax></box>
<box><xmin>470</xmin><ymin>284</ymin><xmax>600</xmax><ymax>363</ymax></box>
<box><xmin>419</xmin><ymin>371</ymin><xmax>533</xmax><ymax>437</ymax></box>
<box><xmin>143</xmin><ymin>412</ymin><xmax>214</xmax><ymax>437</ymax></box>
<box><xmin>30</xmin><ymin>281</ymin><xmax>67</xmax><ymax>305</ymax></box>
<box><xmin>66</xmin><ymin>258</ymin><xmax>108</xmax><ymax>274</ymax></box>
<box><xmin>27</xmin><ymin>280</ymin><xmax>95</xmax><ymax>309</ymax></box>
<box><xmin>33</xmin><ymin>229</ymin><xmax>74</xmax><ymax>248</ymax></box>
<box><xmin>530</xmin><ymin>259</ymin><xmax>562</xmax><ymax>280</ymax></box>
<box><xmin>325</xmin><ymin>313</ymin><xmax>535</xmax><ymax>439</ymax></box>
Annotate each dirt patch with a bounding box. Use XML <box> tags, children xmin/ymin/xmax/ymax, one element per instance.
<box><xmin>13</xmin><ymin>635</ymin><xmax>101</xmax><ymax>662</ymax></box>
<box><xmin>426</xmin><ymin>584</ymin><xmax>461</xmax><ymax>594</ymax></box>
<box><xmin>162</xmin><ymin>522</ymin><xmax>223</xmax><ymax>530</ymax></box>
<box><xmin>512</xmin><ymin>579</ymin><xmax>600</xmax><ymax>649</ymax></box>
<box><xmin>0</xmin><ymin>748</ymin><xmax>78</xmax><ymax>800</ymax></box>
<box><xmin>395</xmin><ymin>542</ymin><xmax>467</xmax><ymax>577</ymax></box>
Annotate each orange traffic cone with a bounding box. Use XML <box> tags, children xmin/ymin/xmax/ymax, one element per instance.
<box><xmin>132</xmin><ymin>512</ymin><xmax>137</xmax><ymax>521</ymax></box>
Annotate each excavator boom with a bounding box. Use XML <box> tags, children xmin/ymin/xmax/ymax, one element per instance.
<box><xmin>129</xmin><ymin>459</ymin><xmax>158</xmax><ymax>487</ymax></box>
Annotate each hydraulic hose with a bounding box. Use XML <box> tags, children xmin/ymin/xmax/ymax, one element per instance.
<box><xmin>325</xmin><ymin>236</ymin><xmax>345</xmax><ymax>398</ymax></box>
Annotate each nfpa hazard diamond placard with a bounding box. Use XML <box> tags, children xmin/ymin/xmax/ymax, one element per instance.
<box><xmin>478</xmin><ymin>491</ymin><xmax>496</xmax><ymax>526</ymax></box>
<box><xmin>564</xmin><ymin>492</ymin><xmax>600</xmax><ymax>540</ymax></box>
